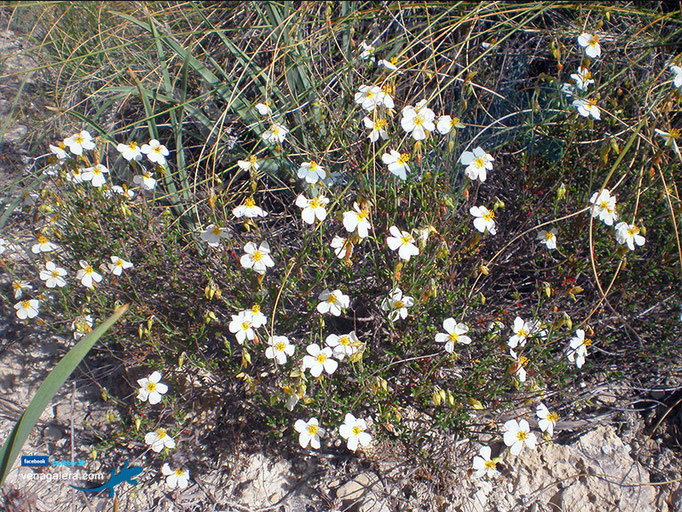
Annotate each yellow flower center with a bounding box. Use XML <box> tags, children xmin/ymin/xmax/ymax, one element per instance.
<box><xmin>547</xmin><ymin>412</ymin><xmax>559</xmax><ymax>422</ymax></box>
<box><xmin>516</xmin><ymin>431</ymin><xmax>528</xmax><ymax>441</ymax></box>
<box><xmin>583</xmin><ymin>338</ymin><xmax>593</xmax><ymax>347</ymax></box>
<box><xmin>213</xmin><ymin>226</ymin><xmax>223</xmax><ymax>236</ymax></box>
<box><xmin>474</xmin><ymin>157</ymin><xmax>485</xmax><ymax>168</ymax></box>
<box><xmin>245</xmin><ymin>197</ymin><xmax>256</xmax><ymax>208</ymax></box>
<box><xmin>241</xmin><ymin>321</ymin><xmax>251</xmax><ymax>331</ymax></box>
<box><xmin>669</xmin><ymin>128</ymin><xmax>680</xmax><ymax>139</ymax></box>
<box><xmin>249</xmin><ymin>155</ymin><xmax>258</xmax><ymax>164</ymax></box>
<box><xmin>519</xmin><ymin>356</ymin><xmax>529</xmax><ymax>366</ymax></box>
<box><xmin>394</xmin><ymin>300</ymin><xmax>404</xmax><ymax>309</ymax></box>
<box><xmin>587</xmin><ymin>98</ymin><xmax>597</xmax><ymax>106</ymax></box>
<box><xmin>590</xmin><ymin>35</ymin><xmax>599</xmax><ymax>46</ymax></box>
<box><xmin>272</xmin><ymin>126</ymin><xmax>280</xmax><ymax>135</ymax></box>
<box><xmin>128</xmin><ymin>141</ymin><xmax>138</xmax><ymax>150</ymax></box>
<box><xmin>413</xmin><ymin>115</ymin><xmax>424</xmax><ymax>126</ymax></box>
<box><xmin>252</xmin><ymin>304</ymin><xmax>261</xmax><ymax>314</ymax></box>
<box><xmin>366</xmin><ymin>90</ymin><xmax>375</xmax><ymax>98</ymax></box>
<box><xmin>390</xmin><ymin>56</ymin><xmax>398</xmax><ymax>65</ymax></box>
<box><xmin>483</xmin><ymin>211</ymin><xmax>495</xmax><ymax>222</ymax></box>
<box><xmin>327</xmin><ymin>294</ymin><xmax>338</xmax><ymax>304</ymax></box>
<box><xmin>309</xmin><ymin>161</ymin><xmax>318</xmax><ymax>171</ymax></box>
<box><xmin>310</xmin><ymin>198</ymin><xmax>320</xmax><ymax>209</ymax></box>
<box><xmin>252</xmin><ymin>250</ymin><xmax>263</xmax><ymax>262</ymax></box>
<box><xmin>375</xmin><ymin>119</ymin><xmax>387</xmax><ymax>129</ymax></box>
<box><xmin>116</xmin><ymin>260</ymin><xmax>125</xmax><ymax>267</ymax></box>
<box><xmin>276</xmin><ymin>342</ymin><xmax>286</xmax><ymax>352</ymax></box>
<box><xmin>74</xmin><ymin>134</ymin><xmax>84</xmax><ymax>144</ymax></box>
<box><xmin>352</xmin><ymin>426</ymin><xmax>363</xmax><ymax>436</ymax></box>
<box><xmin>316</xmin><ymin>353</ymin><xmax>328</xmax><ymax>364</ymax></box>
<box><xmin>12</xmin><ymin>282</ymin><xmax>21</xmax><ymax>290</ymax></box>
<box><xmin>400</xmin><ymin>234</ymin><xmax>413</xmax><ymax>245</ymax></box>
<box><xmin>450</xmin><ymin>117</ymin><xmax>461</xmax><ymax>127</ymax></box>
<box><xmin>156</xmin><ymin>428</ymin><xmax>167</xmax><ymax>439</ymax></box>
<box><xmin>153</xmin><ymin>146</ymin><xmax>162</xmax><ymax>154</ymax></box>
<box><xmin>398</xmin><ymin>153</ymin><xmax>410</xmax><ymax>165</ymax></box>
<box><xmin>382</xmin><ymin>84</ymin><xmax>395</xmax><ymax>95</ymax></box>
<box><xmin>85</xmin><ymin>266</ymin><xmax>93</xmax><ymax>275</ymax></box>
<box><xmin>339</xmin><ymin>336</ymin><xmax>350</xmax><ymax>346</ymax></box>
<box><xmin>517</xmin><ymin>328</ymin><xmax>528</xmax><ymax>338</ymax></box>
<box><xmin>545</xmin><ymin>232</ymin><xmax>555</xmax><ymax>240</ymax></box>
<box><xmin>21</xmin><ymin>300</ymin><xmax>31</xmax><ymax>309</ymax></box>
<box><xmin>174</xmin><ymin>469</ymin><xmax>184</xmax><ymax>477</ymax></box>
<box><xmin>283</xmin><ymin>385</ymin><xmax>293</xmax><ymax>396</ymax></box>
<box><xmin>37</xmin><ymin>234</ymin><xmax>48</xmax><ymax>244</ymax></box>
<box><xmin>449</xmin><ymin>332</ymin><xmax>459</xmax><ymax>343</ymax></box>
<box><xmin>627</xmin><ymin>226</ymin><xmax>639</xmax><ymax>237</ymax></box>
<box><xmin>357</xmin><ymin>209</ymin><xmax>370</xmax><ymax>220</ymax></box>
<box><xmin>307</xmin><ymin>424</ymin><xmax>319</xmax><ymax>435</ymax></box>
<box><xmin>93</xmin><ymin>167</ymin><xmax>102</xmax><ymax>175</ymax></box>
<box><xmin>485</xmin><ymin>460</ymin><xmax>497</xmax><ymax>470</ymax></box>
<box><xmin>51</xmin><ymin>270</ymin><xmax>60</xmax><ymax>278</ymax></box>
<box><xmin>144</xmin><ymin>171</ymin><xmax>152</xmax><ymax>179</ymax></box>
<box><xmin>58</xmin><ymin>142</ymin><xmax>66</xmax><ymax>149</ymax></box>
<box><xmin>146</xmin><ymin>382</ymin><xmax>157</xmax><ymax>392</ymax></box>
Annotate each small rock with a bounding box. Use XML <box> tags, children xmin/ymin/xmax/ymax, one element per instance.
<box><xmin>42</xmin><ymin>424</ymin><xmax>63</xmax><ymax>442</ymax></box>
<box><xmin>336</xmin><ymin>472</ymin><xmax>390</xmax><ymax>512</ymax></box>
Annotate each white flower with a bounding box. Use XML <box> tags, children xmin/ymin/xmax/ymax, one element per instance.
<box><xmin>200</xmin><ymin>224</ymin><xmax>230</xmax><ymax>247</ymax></box>
<box><xmin>31</xmin><ymin>234</ymin><xmax>58</xmax><ymax>254</ymax></box>
<box><xmin>342</xmin><ymin>202</ymin><xmax>372</xmax><ymax>238</ymax></box>
<box><xmin>508</xmin><ymin>316</ymin><xmax>542</xmax><ymax>348</ymax></box>
<box><xmin>325</xmin><ymin>332</ymin><xmax>360</xmax><ymax>360</ymax></box>
<box><xmin>67</xmin><ymin>168</ymin><xmax>85</xmax><ymax>184</ymax></box>
<box><xmin>137</xmin><ymin>371</ymin><xmax>169</xmax><ymax>405</ymax></box>
<box><xmin>141</xmin><ymin>139</ymin><xmax>169</xmax><ymax>166</ymax></box>
<box><xmin>296</xmin><ymin>194</ymin><xmax>329</xmax><ymax>224</ymax></box>
<box><xmin>503</xmin><ymin>419</ymin><xmax>536</xmax><ymax>456</ymax></box>
<box><xmin>566</xmin><ymin>329</ymin><xmax>591</xmax><ymax>368</ymax></box>
<box><xmin>302</xmin><ymin>344</ymin><xmax>338</xmax><ymax>378</ymax></box>
<box><xmin>561</xmin><ymin>82</ymin><xmax>576</xmax><ymax>98</ymax></box>
<box><xmin>229</xmin><ymin>311</ymin><xmax>256</xmax><ymax>345</ymax></box>
<box><xmin>589</xmin><ymin>189</ymin><xmax>618</xmax><ymax>226</ymax></box>
<box><xmin>247</xmin><ymin>304</ymin><xmax>267</xmax><ymax>329</ymax></box>
<box><xmin>615</xmin><ymin>222</ymin><xmax>645</xmax><ymax>251</ymax></box>
<box><xmin>537</xmin><ymin>228</ymin><xmax>558</xmax><ymax>250</ymax></box>
<box><xmin>400</xmin><ymin>100</ymin><xmax>435</xmax><ymax>141</ymax></box>
<box><xmin>40</xmin><ymin>261</ymin><xmax>68</xmax><ymax>288</ymax></box>
<box><xmin>570</xmin><ymin>66</ymin><xmax>594</xmax><ymax>91</ymax></box>
<box><xmin>469</xmin><ymin>206</ymin><xmax>496</xmax><ymax>235</ymax></box>
<box><xmin>0</xmin><ymin>238</ymin><xmax>6</xmax><ymax>254</ymax></box>
<box><xmin>116</xmin><ymin>141</ymin><xmax>143</xmax><ymax>161</ymax></box>
<box><xmin>362</xmin><ymin>116</ymin><xmax>389</xmax><ymax>142</ymax></box>
<box><xmin>109</xmin><ymin>185</ymin><xmax>135</xmax><ymax>200</ymax></box>
<box><xmin>354</xmin><ymin>85</ymin><xmax>382</xmax><ymax>111</ymax></box>
<box><xmin>265</xmin><ymin>335</ymin><xmax>295</xmax><ymax>365</ymax></box>
<box><xmin>283</xmin><ymin>385</ymin><xmax>301</xmax><ymax>411</ymax></box>
<box><xmin>50</xmin><ymin>143</ymin><xmax>69</xmax><ymax>160</ymax></box>
<box><xmin>14</xmin><ymin>299</ymin><xmax>39</xmax><ymax>320</ymax></box>
<box><xmin>237</xmin><ymin>155</ymin><xmax>260</xmax><ymax>173</ymax></box>
<box><xmin>255</xmin><ymin>102</ymin><xmax>273</xmax><ymax>116</ymax></box>
<box><xmin>577</xmin><ymin>33</ymin><xmax>601</xmax><ymax>58</ymax></box>
<box><xmin>133</xmin><ymin>171</ymin><xmax>157</xmax><ymax>191</ymax></box>
<box><xmin>161</xmin><ymin>463</ymin><xmax>190</xmax><ymax>489</ymax></box>
<box><xmin>144</xmin><ymin>428</ymin><xmax>176</xmax><ymax>453</ymax></box>
<box><xmin>12</xmin><ymin>280</ymin><xmax>32</xmax><ymax>299</ymax></box>
<box><xmin>472</xmin><ymin>446</ymin><xmax>500</xmax><ymax>479</ymax></box>
<box><xmin>386</xmin><ymin>226</ymin><xmax>419</xmax><ymax>261</ymax></box>
<box><xmin>435</xmin><ymin>318</ymin><xmax>472</xmax><ymax>353</ymax></box>
<box><xmin>377</xmin><ymin>86</ymin><xmax>395</xmax><ymax>109</ymax></box>
<box><xmin>509</xmin><ymin>349</ymin><xmax>527</xmax><ymax>383</ymax></box>
<box><xmin>297</xmin><ymin>161</ymin><xmax>327</xmax><ymax>184</ymax></box>
<box><xmin>294</xmin><ymin>417</ymin><xmax>324</xmax><ymax>449</ymax></box>
<box><xmin>80</xmin><ymin>164</ymin><xmax>109</xmax><ymax>187</ymax></box>
<box><xmin>240</xmin><ymin>241</ymin><xmax>275</xmax><ymax>274</ymax></box>
<box><xmin>339</xmin><ymin>413</ymin><xmax>372</xmax><ymax>452</ymax></box>
<box><xmin>536</xmin><ymin>403</ymin><xmax>558</xmax><ymax>437</ymax></box>
<box><xmin>76</xmin><ymin>260</ymin><xmax>103</xmax><ymax>289</ymax></box>
<box><xmin>108</xmin><ymin>256</ymin><xmax>133</xmax><ymax>276</ymax></box>
<box><xmin>436</xmin><ymin>115</ymin><xmax>464</xmax><ymax>135</ymax></box>
<box><xmin>64</xmin><ymin>130</ymin><xmax>95</xmax><ymax>156</ymax></box>
<box><xmin>232</xmin><ymin>197</ymin><xmax>268</xmax><ymax>219</ymax></box>
<box><xmin>671</xmin><ymin>65</ymin><xmax>682</xmax><ymax>89</ymax></box>
<box><xmin>381</xmin><ymin>288</ymin><xmax>414</xmax><ymax>322</ymax></box>
<box><xmin>460</xmin><ymin>147</ymin><xmax>494</xmax><ymax>183</ymax></box>
<box><xmin>330</xmin><ymin>235</ymin><xmax>353</xmax><ymax>259</ymax></box>
<box><xmin>262</xmin><ymin>123</ymin><xmax>288</xmax><ymax>144</ymax></box>
<box><xmin>378</xmin><ymin>58</ymin><xmax>401</xmax><ymax>74</ymax></box>
<box><xmin>317</xmin><ymin>289</ymin><xmax>350</xmax><ymax>316</ymax></box>
<box><xmin>71</xmin><ymin>315</ymin><xmax>93</xmax><ymax>340</ymax></box>
<box><xmin>654</xmin><ymin>128</ymin><xmax>681</xmax><ymax>157</ymax></box>
<box><xmin>573</xmin><ymin>98</ymin><xmax>600</xmax><ymax>120</ymax></box>
<box><xmin>359</xmin><ymin>41</ymin><xmax>375</xmax><ymax>61</ymax></box>
<box><xmin>381</xmin><ymin>150</ymin><xmax>410</xmax><ymax>180</ymax></box>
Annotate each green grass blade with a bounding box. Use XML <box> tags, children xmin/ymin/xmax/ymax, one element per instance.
<box><xmin>0</xmin><ymin>304</ymin><xmax>129</xmax><ymax>485</ymax></box>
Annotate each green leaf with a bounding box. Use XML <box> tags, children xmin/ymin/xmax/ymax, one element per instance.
<box><xmin>0</xmin><ymin>304</ymin><xmax>129</xmax><ymax>485</ymax></box>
